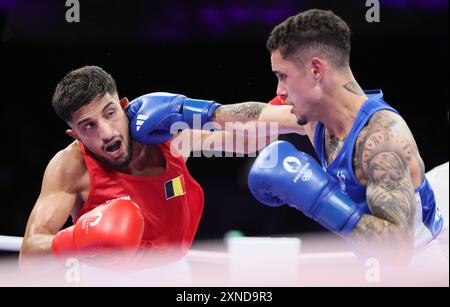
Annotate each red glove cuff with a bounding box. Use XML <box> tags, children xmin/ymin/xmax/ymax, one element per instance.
<box><xmin>52</xmin><ymin>225</ymin><xmax>75</xmax><ymax>258</ymax></box>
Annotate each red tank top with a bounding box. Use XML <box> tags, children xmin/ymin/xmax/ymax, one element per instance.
<box><xmin>75</xmin><ymin>141</ymin><xmax>204</xmax><ymax>259</ymax></box>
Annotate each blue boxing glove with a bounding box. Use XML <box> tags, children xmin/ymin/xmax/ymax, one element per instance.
<box><xmin>248</xmin><ymin>141</ymin><xmax>362</xmax><ymax>236</ymax></box>
<box><xmin>126</xmin><ymin>92</ymin><xmax>221</xmax><ymax>144</ymax></box>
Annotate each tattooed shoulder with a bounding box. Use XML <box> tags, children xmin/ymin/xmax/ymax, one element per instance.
<box><xmin>354</xmin><ymin>110</ymin><xmax>425</xmax><ymax>186</ymax></box>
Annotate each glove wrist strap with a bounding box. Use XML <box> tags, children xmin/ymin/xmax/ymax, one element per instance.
<box><xmin>183</xmin><ymin>99</ymin><xmax>221</xmax><ymax>128</ymax></box>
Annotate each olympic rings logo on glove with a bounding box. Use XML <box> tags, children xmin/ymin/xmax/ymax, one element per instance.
<box><xmin>301</xmin><ymin>169</ymin><xmax>313</xmax><ymax>182</ymax></box>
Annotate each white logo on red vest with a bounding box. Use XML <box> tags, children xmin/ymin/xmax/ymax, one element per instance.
<box><xmin>105</xmin><ymin>195</ymin><xmax>131</xmax><ymax>203</ymax></box>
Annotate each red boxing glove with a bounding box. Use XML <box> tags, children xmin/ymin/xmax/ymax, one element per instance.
<box><xmin>52</xmin><ymin>199</ymin><xmax>145</xmax><ymax>260</ymax></box>
<box><xmin>268</xmin><ymin>96</ymin><xmax>286</xmax><ymax>105</ymax></box>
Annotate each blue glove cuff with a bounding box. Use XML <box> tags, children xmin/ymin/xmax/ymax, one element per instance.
<box><xmin>182</xmin><ymin>99</ymin><xmax>221</xmax><ymax>128</ymax></box>
<box><xmin>307</xmin><ymin>185</ymin><xmax>363</xmax><ymax>237</ymax></box>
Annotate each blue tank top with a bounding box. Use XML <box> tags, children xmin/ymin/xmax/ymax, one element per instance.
<box><xmin>313</xmin><ymin>90</ymin><xmax>443</xmax><ymax>243</ymax></box>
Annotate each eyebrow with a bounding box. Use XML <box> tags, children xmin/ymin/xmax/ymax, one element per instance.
<box><xmin>76</xmin><ymin>101</ymin><xmax>116</xmax><ymax>127</ymax></box>
<box><xmin>273</xmin><ymin>70</ymin><xmax>283</xmax><ymax>76</ymax></box>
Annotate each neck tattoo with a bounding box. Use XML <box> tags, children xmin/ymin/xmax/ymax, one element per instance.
<box><xmin>343</xmin><ymin>81</ymin><xmax>365</xmax><ymax>95</ymax></box>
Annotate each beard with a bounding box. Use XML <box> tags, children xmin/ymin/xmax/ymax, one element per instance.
<box><xmin>296</xmin><ymin>116</ymin><xmax>308</xmax><ymax>126</ymax></box>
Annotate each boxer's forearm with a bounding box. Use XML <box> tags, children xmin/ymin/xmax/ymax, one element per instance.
<box><xmin>19</xmin><ymin>233</ymin><xmax>57</xmax><ymax>271</ymax></box>
<box><xmin>347</xmin><ymin>173</ymin><xmax>415</xmax><ymax>264</ymax></box>
<box><xmin>212</xmin><ymin>102</ymin><xmax>305</xmax><ymax>135</ymax></box>
<box><xmin>20</xmin><ymin>234</ymin><xmax>54</xmax><ymax>257</ymax></box>
<box><xmin>212</xmin><ymin>102</ymin><xmax>266</xmax><ymax>124</ymax></box>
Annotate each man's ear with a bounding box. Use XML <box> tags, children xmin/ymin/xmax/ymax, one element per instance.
<box><xmin>66</xmin><ymin>129</ymin><xmax>79</xmax><ymax>140</ymax></box>
<box><xmin>310</xmin><ymin>57</ymin><xmax>324</xmax><ymax>81</ymax></box>
<box><xmin>120</xmin><ymin>97</ymin><xmax>129</xmax><ymax>110</ymax></box>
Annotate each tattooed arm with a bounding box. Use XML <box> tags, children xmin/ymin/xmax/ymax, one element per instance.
<box><xmin>212</xmin><ymin>102</ymin><xmax>306</xmax><ymax>135</ymax></box>
<box><xmin>349</xmin><ymin>111</ymin><xmax>418</xmax><ymax>264</ymax></box>
<box><xmin>170</xmin><ymin>102</ymin><xmax>304</xmax><ymax>159</ymax></box>
<box><xmin>169</xmin><ymin>102</ymin><xmax>306</xmax><ymax>159</ymax></box>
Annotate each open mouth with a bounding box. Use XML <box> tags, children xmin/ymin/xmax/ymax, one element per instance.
<box><xmin>105</xmin><ymin>140</ymin><xmax>122</xmax><ymax>153</ymax></box>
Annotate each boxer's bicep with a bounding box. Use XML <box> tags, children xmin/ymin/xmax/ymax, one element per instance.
<box><xmin>20</xmin><ymin>191</ymin><xmax>77</xmax><ymax>260</ymax></box>
<box><xmin>23</xmin><ymin>151</ymin><xmax>81</xmax><ymax>243</ymax></box>
<box><xmin>29</xmin><ymin>191</ymin><xmax>77</xmax><ymax>237</ymax></box>
<box><xmin>20</xmin><ymin>149</ymin><xmax>85</xmax><ymax>263</ymax></box>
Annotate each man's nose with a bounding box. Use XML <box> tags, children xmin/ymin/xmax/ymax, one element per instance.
<box><xmin>276</xmin><ymin>83</ymin><xmax>287</xmax><ymax>100</ymax></box>
<box><xmin>97</xmin><ymin>119</ymin><xmax>115</xmax><ymax>142</ymax></box>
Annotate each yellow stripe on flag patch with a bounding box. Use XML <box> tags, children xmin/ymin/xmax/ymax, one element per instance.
<box><xmin>165</xmin><ymin>175</ymin><xmax>185</xmax><ymax>200</ymax></box>
<box><xmin>172</xmin><ymin>177</ymin><xmax>184</xmax><ymax>196</ymax></box>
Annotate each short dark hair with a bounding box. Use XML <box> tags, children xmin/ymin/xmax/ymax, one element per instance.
<box><xmin>52</xmin><ymin>66</ymin><xmax>117</xmax><ymax>122</ymax></box>
<box><xmin>267</xmin><ymin>9</ymin><xmax>351</xmax><ymax>68</ymax></box>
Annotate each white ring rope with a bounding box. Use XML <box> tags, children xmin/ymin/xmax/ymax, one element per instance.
<box><xmin>0</xmin><ymin>235</ymin><xmax>358</xmax><ymax>264</ymax></box>
<box><xmin>0</xmin><ymin>235</ymin><xmax>23</xmax><ymax>252</ymax></box>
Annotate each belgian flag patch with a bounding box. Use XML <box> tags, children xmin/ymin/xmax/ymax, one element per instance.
<box><xmin>164</xmin><ymin>175</ymin><xmax>186</xmax><ymax>200</ymax></box>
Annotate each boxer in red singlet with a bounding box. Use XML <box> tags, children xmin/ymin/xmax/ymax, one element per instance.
<box><xmin>19</xmin><ymin>66</ymin><xmax>302</xmax><ymax>270</ymax></box>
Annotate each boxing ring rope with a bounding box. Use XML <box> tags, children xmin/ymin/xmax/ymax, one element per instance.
<box><xmin>0</xmin><ymin>234</ymin><xmax>358</xmax><ymax>262</ymax></box>
<box><xmin>0</xmin><ymin>235</ymin><xmax>23</xmax><ymax>252</ymax></box>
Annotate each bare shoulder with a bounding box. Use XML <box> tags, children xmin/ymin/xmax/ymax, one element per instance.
<box><xmin>354</xmin><ymin>110</ymin><xmax>425</xmax><ymax>187</ymax></box>
<box><xmin>43</xmin><ymin>141</ymin><xmax>87</xmax><ymax>192</ymax></box>
<box><xmin>362</xmin><ymin>110</ymin><xmax>409</xmax><ymax>132</ymax></box>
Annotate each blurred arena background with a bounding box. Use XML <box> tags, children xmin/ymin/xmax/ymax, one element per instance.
<box><xmin>0</xmin><ymin>0</ymin><xmax>448</xmax><ymax>255</ymax></box>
